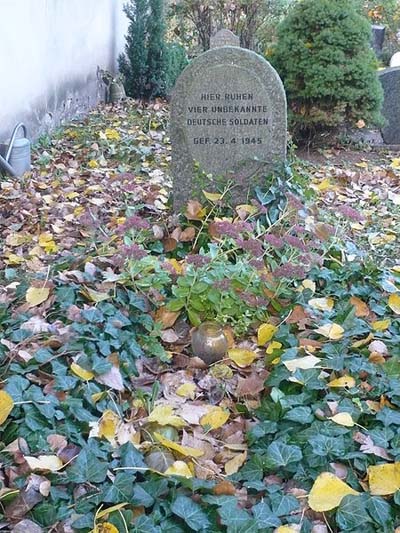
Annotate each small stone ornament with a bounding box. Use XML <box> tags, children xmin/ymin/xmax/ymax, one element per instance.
<box><xmin>191</xmin><ymin>321</ymin><xmax>228</xmax><ymax>365</ymax></box>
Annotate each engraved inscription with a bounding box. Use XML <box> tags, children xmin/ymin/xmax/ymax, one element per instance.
<box><xmin>184</xmin><ymin>69</ymin><xmax>272</xmax><ymax>174</ymax></box>
<box><xmin>170</xmin><ymin>45</ymin><xmax>287</xmax><ymax>210</ymax></box>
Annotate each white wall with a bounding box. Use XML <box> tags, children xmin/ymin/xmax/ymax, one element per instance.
<box><xmin>0</xmin><ymin>0</ymin><xmax>128</xmax><ymax>141</ymax></box>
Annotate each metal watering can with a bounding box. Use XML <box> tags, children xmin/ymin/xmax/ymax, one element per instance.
<box><xmin>0</xmin><ymin>123</ymin><xmax>31</xmax><ymax>177</ymax></box>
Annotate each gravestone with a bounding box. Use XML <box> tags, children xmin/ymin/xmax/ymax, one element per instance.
<box><xmin>371</xmin><ymin>24</ymin><xmax>385</xmax><ymax>56</ymax></box>
<box><xmin>170</xmin><ymin>45</ymin><xmax>287</xmax><ymax>209</ymax></box>
<box><xmin>390</xmin><ymin>52</ymin><xmax>400</xmax><ymax>68</ymax></box>
<box><xmin>210</xmin><ymin>29</ymin><xmax>240</xmax><ymax>49</ymax></box>
<box><xmin>379</xmin><ymin>67</ymin><xmax>400</xmax><ymax>145</ymax></box>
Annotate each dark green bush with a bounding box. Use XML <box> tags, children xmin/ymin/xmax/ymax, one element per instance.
<box><xmin>272</xmin><ymin>0</ymin><xmax>383</xmax><ymax>135</ymax></box>
<box><xmin>165</xmin><ymin>43</ymin><xmax>189</xmax><ymax>94</ymax></box>
<box><xmin>118</xmin><ymin>0</ymin><xmax>149</xmax><ymax>99</ymax></box>
<box><xmin>146</xmin><ymin>0</ymin><xmax>167</xmax><ymax>98</ymax></box>
<box><xmin>119</xmin><ymin>0</ymin><xmax>188</xmax><ymax>99</ymax></box>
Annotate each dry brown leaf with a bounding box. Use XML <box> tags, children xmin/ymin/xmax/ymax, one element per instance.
<box><xmin>224</xmin><ymin>452</ymin><xmax>247</xmax><ymax>475</ymax></box>
<box><xmin>179</xmin><ymin>227</ymin><xmax>196</xmax><ymax>242</ymax></box>
<box><xmin>236</xmin><ymin>372</ymin><xmax>266</xmax><ymax>397</ymax></box>
<box><xmin>353</xmin><ymin>432</ymin><xmax>391</xmax><ymax>460</ymax></box>
<box><xmin>96</xmin><ymin>366</ymin><xmax>124</xmax><ymax>391</ymax></box>
<box><xmin>214</xmin><ymin>480</ymin><xmax>236</xmax><ymax>495</ymax></box>
<box><xmin>350</xmin><ymin>296</ymin><xmax>370</xmax><ymax>317</ymax></box>
<box><xmin>185</xmin><ymin>200</ymin><xmax>205</xmax><ymax>220</ymax></box>
<box><xmin>154</xmin><ymin>307</ymin><xmax>180</xmax><ymax>328</ymax></box>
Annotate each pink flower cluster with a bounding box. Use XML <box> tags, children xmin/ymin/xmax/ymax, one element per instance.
<box><xmin>116</xmin><ymin>215</ymin><xmax>150</xmax><ymax>234</ymax></box>
<box><xmin>213</xmin><ymin>220</ymin><xmax>253</xmax><ymax>238</ymax></box>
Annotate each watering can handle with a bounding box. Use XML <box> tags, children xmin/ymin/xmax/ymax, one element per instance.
<box><xmin>5</xmin><ymin>123</ymin><xmax>28</xmax><ymax>162</ymax></box>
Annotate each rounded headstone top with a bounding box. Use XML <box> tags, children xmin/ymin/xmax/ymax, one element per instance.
<box><xmin>210</xmin><ymin>29</ymin><xmax>240</xmax><ymax>49</ymax></box>
<box><xmin>390</xmin><ymin>52</ymin><xmax>400</xmax><ymax>68</ymax></box>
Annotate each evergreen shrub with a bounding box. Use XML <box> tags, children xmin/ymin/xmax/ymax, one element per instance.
<box><xmin>165</xmin><ymin>43</ymin><xmax>189</xmax><ymax>94</ymax></box>
<box><xmin>272</xmin><ymin>0</ymin><xmax>383</xmax><ymax>136</ymax></box>
<box><xmin>119</xmin><ymin>0</ymin><xmax>188</xmax><ymax>99</ymax></box>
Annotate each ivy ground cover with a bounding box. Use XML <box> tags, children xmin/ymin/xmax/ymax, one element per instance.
<box><xmin>1</xmin><ymin>101</ymin><xmax>400</xmax><ymax>532</ymax></box>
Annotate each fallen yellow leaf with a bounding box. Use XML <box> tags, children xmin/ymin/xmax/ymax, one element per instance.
<box><xmin>38</xmin><ymin>232</ymin><xmax>58</xmax><ymax>254</ymax></box>
<box><xmin>200</xmin><ymin>406</ymin><xmax>230</xmax><ymax>430</ymax></box>
<box><xmin>315</xmin><ymin>323</ymin><xmax>344</xmax><ymax>340</ymax></box>
<box><xmin>308</xmin><ymin>472</ymin><xmax>359</xmax><ymax>511</ymax></box>
<box><xmin>314</xmin><ymin>178</ymin><xmax>332</xmax><ymax>192</ymax></box>
<box><xmin>308</xmin><ymin>297</ymin><xmax>334</xmax><ymax>311</ymax></box>
<box><xmin>202</xmin><ymin>190</ymin><xmax>223</xmax><ymax>202</ymax></box>
<box><xmin>228</xmin><ymin>348</ymin><xmax>257</xmax><ymax>367</ymax></box>
<box><xmin>164</xmin><ymin>460</ymin><xmax>193</xmax><ymax>478</ymax></box>
<box><xmin>98</xmin><ymin>410</ymin><xmax>120</xmax><ymax>442</ymax></box>
<box><xmin>97</xmin><ymin>503</ymin><xmax>128</xmax><ymax>519</ymax></box>
<box><xmin>328</xmin><ymin>375</ymin><xmax>356</xmax><ymax>388</ymax></box>
<box><xmin>302</xmin><ymin>279</ymin><xmax>316</xmax><ymax>293</ymax></box>
<box><xmin>389</xmin><ymin>293</ymin><xmax>400</xmax><ymax>315</ymax></box>
<box><xmin>95</xmin><ymin>523</ymin><xmax>119</xmax><ymax>533</ymax></box>
<box><xmin>224</xmin><ymin>452</ymin><xmax>247</xmax><ymax>475</ymax></box>
<box><xmin>352</xmin><ymin>333</ymin><xmax>374</xmax><ymax>348</ymax></box>
<box><xmin>372</xmin><ymin>319</ymin><xmax>391</xmax><ymax>331</ymax></box>
<box><xmin>328</xmin><ymin>412</ymin><xmax>355</xmax><ymax>427</ymax></box>
<box><xmin>266</xmin><ymin>341</ymin><xmax>282</xmax><ymax>355</ymax></box>
<box><xmin>391</xmin><ymin>158</ymin><xmax>400</xmax><ymax>169</ymax></box>
<box><xmin>275</xmin><ymin>526</ymin><xmax>301</xmax><ymax>533</ymax></box>
<box><xmin>148</xmin><ymin>405</ymin><xmax>186</xmax><ymax>428</ymax></box>
<box><xmin>368</xmin><ymin>463</ymin><xmax>400</xmax><ymax>495</ymax></box>
<box><xmin>26</xmin><ymin>286</ymin><xmax>50</xmax><ymax>307</ymax></box>
<box><xmin>6</xmin><ymin>253</ymin><xmax>25</xmax><ymax>265</ymax></box>
<box><xmin>81</xmin><ymin>287</ymin><xmax>110</xmax><ymax>303</ymax></box>
<box><xmin>88</xmin><ymin>159</ymin><xmax>99</xmax><ymax>168</ymax></box>
<box><xmin>166</xmin><ymin>258</ymin><xmax>183</xmax><ymax>275</ymax></box>
<box><xmin>257</xmin><ymin>323</ymin><xmax>278</xmax><ymax>345</ymax></box>
<box><xmin>235</xmin><ymin>204</ymin><xmax>258</xmax><ymax>216</ymax></box>
<box><xmin>176</xmin><ymin>383</ymin><xmax>196</xmax><ymax>399</ymax></box>
<box><xmin>0</xmin><ymin>391</ymin><xmax>14</xmax><ymax>425</ymax></box>
<box><xmin>105</xmin><ymin>128</ymin><xmax>121</xmax><ymax>141</ymax></box>
<box><xmin>71</xmin><ymin>362</ymin><xmax>94</xmax><ymax>381</ymax></box>
<box><xmin>154</xmin><ymin>433</ymin><xmax>204</xmax><ymax>458</ymax></box>
<box><xmin>6</xmin><ymin>233</ymin><xmax>28</xmax><ymax>247</ymax></box>
<box><xmin>24</xmin><ymin>455</ymin><xmax>63</xmax><ymax>472</ymax></box>
<box><xmin>283</xmin><ymin>355</ymin><xmax>321</xmax><ymax>372</ymax></box>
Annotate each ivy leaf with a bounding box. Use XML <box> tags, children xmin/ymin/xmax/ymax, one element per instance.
<box><xmin>171</xmin><ymin>495</ymin><xmax>210</xmax><ymax>531</ymax></box>
<box><xmin>366</xmin><ymin>496</ymin><xmax>393</xmax><ymax>527</ymax></box>
<box><xmin>336</xmin><ymin>495</ymin><xmax>371</xmax><ymax>530</ymax></box>
<box><xmin>67</xmin><ymin>449</ymin><xmax>108</xmax><ymax>483</ymax></box>
<box><xmin>251</xmin><ymin>502</ymin><xmax>281</xmax><ymax>528</ymax></box>
<box><xmin>266</xmin><ymin>441</ymin><xmax>302</xmax><ymax>468</ymax></box>
<box><xmin>218</xmin><ymin>502</ymin><xmax>251</xmax><ymax>527</ymax></box>
<box><xmin>102</xmin><ymin>473</ymin><xmax>135</xmax><ymax>503</ymax></box>
<box><xmin>270</xmin><ymin>493</ymin><xmax>300</xmax><ymax>517</ymax></box>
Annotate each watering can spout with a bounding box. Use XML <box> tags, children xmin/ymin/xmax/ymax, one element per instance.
<box><xmin>0</xmin><ymin>123</ymin><xmax>31</xmax><ymax>177</ymax></box>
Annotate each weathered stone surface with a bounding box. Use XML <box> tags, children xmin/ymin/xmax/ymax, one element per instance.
<box><xmin>371</xmin><ymin>24</ymin><xmax>385</xmax><ymax>56</ymax></box>
<box><xmin>379</xmin><ymin>67</ymin><xmax>400</xmax><ymax>144</ymax></box>
<box><xmin>170</xmin><ymin>47</ymin><xmax>287</xmax><ymax>209</ymax></box>
<box><xmin>390</xmin><ymin>52</ymin><xmax>400</xmax><ymax>68</ymax></box>
<box><xmin>210</xmin><ymin>29</ymin><xmax>240</xmax><ymax>49</ymax></box>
